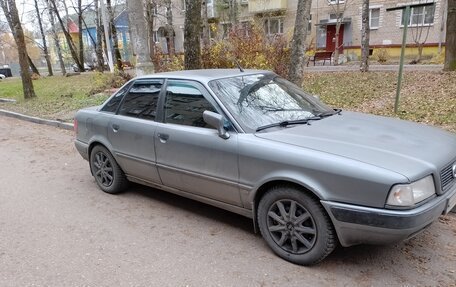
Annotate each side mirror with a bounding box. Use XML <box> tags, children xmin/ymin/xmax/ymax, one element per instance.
<box><xmin>203</xmin><ymin>111</ymin><xmax>230</xmax><ymax>139</ymax></box>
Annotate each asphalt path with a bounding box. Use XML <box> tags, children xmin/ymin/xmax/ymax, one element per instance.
<box><xmin>0</xmin><ymin>116</ymin><xmax>455</xmax><ymax>286</ymax></box>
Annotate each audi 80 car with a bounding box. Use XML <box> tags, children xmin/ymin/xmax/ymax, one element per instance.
<box><xmin>74</xmin><ymin>69</ymin><xmax>456</xmax><ymax>265</ymax></box>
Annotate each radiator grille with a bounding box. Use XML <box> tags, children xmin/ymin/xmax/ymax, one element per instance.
<box><xmin>440</xmin><ymin>162</ymin><xmax>455</xmax><ymax>191</ymax></box>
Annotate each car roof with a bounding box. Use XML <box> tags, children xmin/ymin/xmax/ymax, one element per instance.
<box><xmin>135</xmin><ymin>69</ymin><xmax>273</xmax><ymax>83</ymax></box>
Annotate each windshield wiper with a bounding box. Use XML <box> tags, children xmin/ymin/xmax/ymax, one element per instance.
<box><xmin>317</xmin><ymin>108</ymin><xmax>342</xmax><ymax>118</ymax></box>
<box><xmin>256</xmin><ymin>116</ymin><xmax>322</xmax><ymax>132</ymax></box>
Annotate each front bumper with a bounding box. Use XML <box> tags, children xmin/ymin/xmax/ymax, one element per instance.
<box><xmin>321</xmin><ymin>184</ymin><xmax>456</xmax><ymax>247</ymax></box>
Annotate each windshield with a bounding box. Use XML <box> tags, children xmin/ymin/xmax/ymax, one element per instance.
<box><xmin>209</xmin><ymin>73</ymin><xmax>333</xmax><ymax>132</ymax></box>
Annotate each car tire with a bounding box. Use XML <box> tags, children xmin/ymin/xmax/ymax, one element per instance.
<box><xmin>90</xmin><ymin>145</ymin><xmax>128</xmax><ymax>194</ymax></box>
<box><xmin>257</xmin><ymin>185</ymin><xmax>336</xmax><ymax>265</ymax></box>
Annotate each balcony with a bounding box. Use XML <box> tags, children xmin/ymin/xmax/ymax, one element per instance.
<box><xmin>248</xmin><ymin>0</ymin><xmax>287</xmax><ymax>14</ymax></box>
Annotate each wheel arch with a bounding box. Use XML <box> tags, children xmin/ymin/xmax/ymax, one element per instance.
<box><xmin>251</xmin><ymin>178</ymin><xmax>325</xmax><ymax>233</ymax></box>
<box><xmin>87</xmin><ymin>139</ymin><xmax>115</xmax><ymax>176</ymax></box>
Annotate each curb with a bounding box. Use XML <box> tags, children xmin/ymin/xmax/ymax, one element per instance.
<box><xmin>0</xmin><ymin>109</ymin><xmax>74</xmax><ymax>131</ymax></box>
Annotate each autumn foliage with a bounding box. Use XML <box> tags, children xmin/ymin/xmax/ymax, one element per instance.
<box><xmin>154</xmin><ymin>24</ymin><xmax>291</xmax><ymax>77</ymax></box>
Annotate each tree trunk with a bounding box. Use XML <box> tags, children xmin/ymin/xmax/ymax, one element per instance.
<box><xmin>229</xmin><ymin>0</ymin><xmax>238</xmax><ymax>25</ymax></box>
<box><xmin>127</xmin><ymin>0</ymin><xmax>154</xmax><ymax>75</ymax></box>
<box><xmin>360</xmin><ymin>0</ymin><xmax>370</xmax><ymax>72</ymax></box>
<box><xmin>94</xmin><ymin>0</ymin><xmax>104</xmax><ymax>72</ymax></box>
<box><xmin>165</xmin><ymin>0</ymin><xmax>175</xmax><ymax>56</ymax></box>
<box><xmin>145</xmin><ymin>0</ymin><xmax>156</xmax><ymax>61</ymax></box>
<box><xmin>77</xmin><ymin>0</ymin><xmax>84</xmax><ymax>71</ymax></box>
<box><xmin>0</xmin><ymin>0</ymin><xmax>36</xmax><ymax>98</ymax></box>
<box><xmin>202</xmin><ymin>0</ymin><xmax>210</xmax><ymax>48</ymax></box>
<box><xmin>50</xmin><ymin>0</ymin><xmax>84</xmax><ymax>71</ymax></box>
<box><xmin>288</xmin><ymin>0</ymin><xmax>312</xmax><ymax>86</ymax></box>
<box><xmin>444</xmin><ymin>0</ymin><xmax>456</xmax><ymax>71</ymax></box>
<box><xmin>28</xmin><ymin>55</ymin><xmax>40</xmax><ymax>75</ymax></box>
<box><xmin>34</xmin><ymin>0</ymin><xmax>53</xmax><ymax>76</ymax></box>
<box><xmin>107</xmin><ymin>0</ymin><xmax>123</xmax><ymax>71</ymax></box>
<box><xmin>46</xmin><ymin>0</ymin><xmax>66</xmax><ymax>75</ymax></box>
<box><xmin>184</xmin><ymin>0</ymin><xmax>202</xmax><ymax>70</ymax></box>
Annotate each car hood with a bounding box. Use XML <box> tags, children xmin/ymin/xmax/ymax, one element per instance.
<box><xmin>255</xmin><ymin>111</ymin><xmax>456</xmax><ymax>181</ymax></box>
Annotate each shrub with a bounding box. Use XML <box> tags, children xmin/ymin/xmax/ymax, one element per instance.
<box><xmin>154</xmin><ymin>23</ymin><xmax>291</xmax><ymax>77</ymax></box>
<box><xmin>374</xmin><ymin>48</ymin><xmax>390</xmax><ymax>63</ymax></box>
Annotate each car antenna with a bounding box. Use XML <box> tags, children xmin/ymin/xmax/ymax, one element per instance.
<box><xmin>234</xmin><ymin>59</ymin><xmax>244</xmax><ymax>72</ymax></box>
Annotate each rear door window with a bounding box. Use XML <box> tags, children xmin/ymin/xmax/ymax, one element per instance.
<box><xmin>101</xmin><ymin>82</ymin><xmax>133</xmax><ymax>113</ymax></box>
<box><xmin>118</xmin><ymin>80</ymin><xmax>164</xmax><ymax>120</ymax></box>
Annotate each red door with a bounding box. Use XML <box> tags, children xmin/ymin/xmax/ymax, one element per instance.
<box><xmin>326</xmin><ymin>24</ymin><xmax>344</xmax><ymax>53</ymax></box>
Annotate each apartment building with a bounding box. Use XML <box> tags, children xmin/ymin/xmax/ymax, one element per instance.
<box><xmin>161</xmin><ymin>0</ymin><xmax>445</xmax><ymax>59</ymax></box>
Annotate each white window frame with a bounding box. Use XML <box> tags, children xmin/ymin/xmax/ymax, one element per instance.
<box><xmin>328</xmin><ymin>0</ymin><xmax>345</xmax><ymax>4</ymax></box>
<box><xmin>264</xmin><ymin>17</ymin><xmax>285</xmax><ymax>35</ymax></box>
<box><xmin>401</xmin><ymin>4</ymin><xmax>435</xmax><ymax>27</ymax></box>
<box><xmin>369</xmin><ymin>8</ymin><xmax>380</xmax><ymax>29</ymax></box>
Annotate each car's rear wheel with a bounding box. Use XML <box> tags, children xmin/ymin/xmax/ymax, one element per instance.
<box><xmin>257</xmin><ymin>185</ymin><xmax>336</xmax><ymax>265</ymax></box>
<box><xmin>90</xmin><ymin>145</ymin><xmax>128</xmax><ymax>194</ymax></box>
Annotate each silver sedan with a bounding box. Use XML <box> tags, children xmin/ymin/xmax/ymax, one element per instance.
<box><xmin>74</xmin><ymin>69</ymin><xmax>456</xmax><ymax>265</ymax></box>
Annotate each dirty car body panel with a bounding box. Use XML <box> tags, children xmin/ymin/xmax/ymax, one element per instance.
<box><xmin>74</xmin><ymin>69</ymin><xmax>456</xmax><ymax>265</ymax></box>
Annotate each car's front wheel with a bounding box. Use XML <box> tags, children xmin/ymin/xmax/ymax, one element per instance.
<box><xmin>257</xmin><ymin>186</ymin><xmax>336</xmax><ymax>265</ymax></box>
<box><xmin>90</xmin><ymin>145</ymin><xmax>128</xmax><ymax>194</ymax></box>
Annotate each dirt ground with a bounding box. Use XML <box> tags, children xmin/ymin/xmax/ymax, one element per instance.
<box><xmin>0</xmin><ymin>116</ymin><xmax>455</xmax><ymax>287</ymax></box>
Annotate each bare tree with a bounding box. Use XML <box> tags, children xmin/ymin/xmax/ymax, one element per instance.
<box><xmin>127</xmin><ymin>0</ymin><xmax>154</xmax><ymax>75</ymax></box>
<box><xmin>50</xmin><ymin>0</ymin><xmax>84</xmax><ymax>71</ymax></box>
<box><xmin>34</xmin><ymin>0</ymin><xmax>53</xmax><ymax>76</ymax></box>
<box><xmin>360</xmin><ymin>0</ymin><xmax>369</xmax><ymax>72</ymax></box>
<box><xmin>145</xmin><ymin>0</ymin><xmax>156</xmax><ymax>61</ymax></box>
<box><xmin>0</xmin><ymin>0</ymin><xmax>36</xmax><ymax>98</ymax></box>
<box><xmin>201</xmin><ymin>0</ymin><xmax>210</xmax><ymax>48</ymax></box>
<box><xmin>94</xmin><ymin>0</ymin><xmax>104</xmax><ymax>71</ymax></box>
<box><xmin>184</xmin><ymin>0</ymin><xmax>202</xmax><ymax>70</ymax></box>
<box><xmin>164</xmin><ymin>0</ymin><xmax>175</xmax><ymax>56</ymax></box>
<box><xmin>76</xmin><ymin>0</ymin><xmax>85</xmax><ymax>70</ymax></box>
<box><xmin>288</xmin><ymin>0</ymin><xmax>312</xmax><ymax>85</ymax></box>
<box><xmin>46</xmin><ymin>0</ymin><xmax>66</xmax><ymax>75</ymax></box>
<box><xmin>106</xmin><ymin>0</ymin><xmax>123</xmax><ymax>70</ymax></box>
<box><xmin>326</xmin><ymin>0</ymin><xmax>349</xmax><ymax>65</ymax></box>
<box><xmin>445</xmin><ymin>0</ymin><xmax>456</xmax><ymax>70</ymax></box>
<box><xmin>228</xmin><ymin>0</ymin><xmax>238</xmax><ymax>25</ymax></box>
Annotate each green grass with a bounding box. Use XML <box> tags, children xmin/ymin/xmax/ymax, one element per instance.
<box><xmin>0</xmin><ymin>70</ymin><xmax>455</xmax><ymax>133</ymax></box>
<box><xmin>303</xmin><ymin>71</ymin><xmax>456</xmax><ymax>133</ymax></box>
<box><xmin>0</xmin><ymin>72</ymin><xmax>124</xmax><ymax>121</ymax></box>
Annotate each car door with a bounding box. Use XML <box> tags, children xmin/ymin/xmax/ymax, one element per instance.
<box><xmin>154</xmin><ymin>80</ymin><xmax>242</xmax><ymax>206</ymax></box>
<box><xmin>107</xmin><ymin>79</ymin><xmax>163</xmax><ymax>184</ymax></box>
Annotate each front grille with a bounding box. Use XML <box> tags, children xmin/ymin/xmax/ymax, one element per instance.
<box><xmin>440</xmin><ymin>162</ymin><xmax>455</xmax><ymax>191</ymax></box>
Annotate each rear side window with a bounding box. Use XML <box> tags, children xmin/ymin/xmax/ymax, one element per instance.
<box><xmin>118</xmin><ymin>80</ymin><xmax>163</xmax><ymax>120</ymax></box>
<box><xmin>101</xmin><ymin>82</ymin><xmax>132</xmax><ymax>113</ymax></box>
<box><xmin>164</xmin><ymin>81</ymin><xmax>216</xmax><ymax>128</ymax></box>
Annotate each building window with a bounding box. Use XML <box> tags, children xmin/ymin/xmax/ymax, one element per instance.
<box><xmin>328</xmin><ymin>0</ymin><xmax>345</xmax><ymax>4</ymax></box>
<box><xmin>370</xmin><ymin>8</ymin><xmax>380</xmax><ymax>29</ymax></box>
<box><xmin>264</xmin><ymin>18</ymin><xmax>284</xmax><ymax>35</ymax></box>
<box><xmin>401</xmin><ymin>4</ymin><xmax>435</xmax><ymax>26</ymax></box>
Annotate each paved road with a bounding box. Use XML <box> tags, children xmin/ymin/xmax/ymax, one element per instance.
<box><xmin>1</xmin><ymin>116</ymin><xmax>455</xmax><ymax>287</ymax></box>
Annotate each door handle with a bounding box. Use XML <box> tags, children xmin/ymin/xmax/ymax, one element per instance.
<box><xmin>112</xmin><ymin>124</ymin><xmax>120</xmax><ymax>132</ymax></box>
<box><xmin>157</xmin><ymin>133</ymin><xmax>169</xmax><ymax>143</ymax></box>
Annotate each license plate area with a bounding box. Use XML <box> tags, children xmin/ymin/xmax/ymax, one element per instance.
<box><xmin>444</xmin><ymin>191</ymin><xmax>456</xmax><ymax>214</ymax></box>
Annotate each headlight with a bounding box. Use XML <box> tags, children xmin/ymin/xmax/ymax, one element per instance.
<box><xmin>386</xmin><ymin>175</ymin><xmax>436</xmax><ymax>207</ymax></box>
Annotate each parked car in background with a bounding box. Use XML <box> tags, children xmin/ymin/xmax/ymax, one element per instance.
<box><xmin>72</xmin><ymin>62</ymin><xmax>94</xmax><ymax>72</ymax></box>
<box><xmin>74</xmin><ymin>69</ymin><xmax>456</xmax><ymax>265</ymax></box>
<box><xmin>0</xmin><ymin>74</ymin><xmax>5</xmax><ymax>79</ymax></box>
